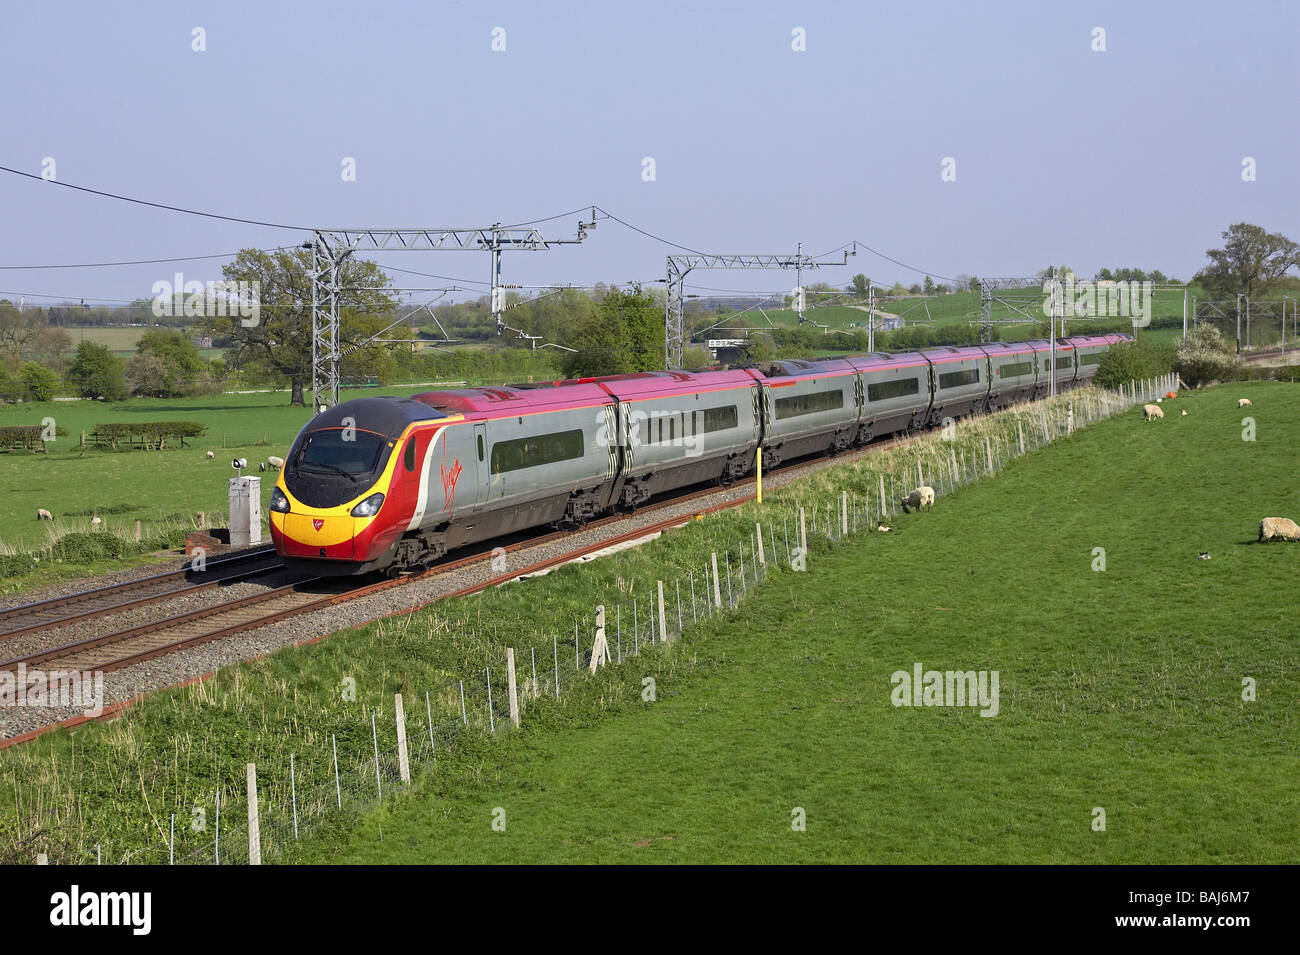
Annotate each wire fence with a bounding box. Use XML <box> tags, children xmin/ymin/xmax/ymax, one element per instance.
<box><xmin>24</xmin><ymin>376</ymin><xmax>1176</xmax><ymax>865</ymax></box>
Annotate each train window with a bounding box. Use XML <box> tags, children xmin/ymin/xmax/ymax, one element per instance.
<box><xmin>641</xmin><ymin>420</ymin><xmax>651</xmax><ymax>446</ymax></box>
<box><xmin>1056</xmin><ymin>357</ymin><xmax>1074</xmax><ymax>370</ymax></box>
<box><xmin>1079</xmin><ymin>352</ymin><xmax>1102</xmax><ymax>366</ymax></box>
<box><xmin>997</xmin><ymin>362</ymin><xmax>1033</xmax><ymax>378</ymax></box>
<box><xmin>668</xmin><ymin>417</ymin><xmax>676</xmax><ymax>441</ymax></box>
<box><xmin>299</xmin><ymin>429</ymin><xmax>385</xmax><ymax>475</ymax></box>
<box><xmin>477</xmin><ymin>434</ymin><xmax>484</xmax><ymax>461</ymax></box>
<box><xmin>775</xmin><ymin>387</ymin><xmax>844</xmax><ymax>419</ymax></box>
<box><xmin>866</xmin><ymin>378</ymin><xmax>920</xmax><ymax>401</ymax></box>
<box><xmin>404</xmin><ymin>438</ymin><xmax>416</xmax><ymax>472</ymax></box>
<box><xmin>938</xmin><ymin>368</ymin><xmax>980</xmax><ymax>389</ymax></box>
<box><xmin>658</xmin><ymin>418</ymin><xmax>664</xmax><ymax>444</ymax></box>
<box><xmin>490</xmin><ymin>429</ymin><xmax>585</xmax><ymax>475</ymax></box>
<box><xmin>702</xmin><ymin>405</ymin><xmax>738</xmax><ymax>432</ymax></box>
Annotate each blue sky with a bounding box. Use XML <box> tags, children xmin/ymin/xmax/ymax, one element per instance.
<box><xmin>0</xmin><ymin>0</ymin><xmax>1296</xmax><ymax>306</ymax></box>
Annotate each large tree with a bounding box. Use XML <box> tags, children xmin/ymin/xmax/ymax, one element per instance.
<box><xmin>1196</xmin><ymin>223</ymin><xmax>1299</xmax><ymax>300</ymax></box>
<box><xmin>66</xmin><ymin>340</ymin><xmax>127</xmax><ymax>400</ymax></box>
<box><xmin>208</xmin><ymin>248</ymin><xmax>398</xmax><ymax>406</ymax></box>
<box><xmin>560</xmin><ymin>288</ymin><xmax>665</xmax><ymax>378</ymax></box>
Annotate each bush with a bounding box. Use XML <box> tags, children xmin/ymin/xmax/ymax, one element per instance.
<box><xmin>0</xmin><ymin>553</ymin><xmax>40</xmax><ymax>577</ymax></box>
<box><xmin>1176</xmin><ymin>324</ymin><xmax>1239</xmax><ymax>387</ymax></box>
<box><xmin>91</xmin><ymin>421</ymin><xmax>208</xmax><ymax>449</ymax></box>
<box><xmin>50</xmin><ymin>532</ymin><xmax>129</xmax><ymax>562</ymax></box>
<box><xmin>1095</xmin><ymin>339</ymin><xmax>1177</xmax><ymax>389</ymax></box>
<box><xmin>20</xmin><ymin>362</ymin><xmax>60</xmax><ymax>401</ymax></box>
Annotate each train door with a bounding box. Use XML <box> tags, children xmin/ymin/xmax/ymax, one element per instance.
<box><xmin>472</xmin><ymin>422</ymin><xmax>490</xmax><ymax>510</ymax></box>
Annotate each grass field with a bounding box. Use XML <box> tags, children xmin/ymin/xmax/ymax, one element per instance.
<box><xmin>2</xmin><ymin>381</ymin><xmax>1293</xmax><ymax>865</ymax></box>
<box><xmin>727</xmin><ymin>286</ymin><xmax>1203</xmax><ymax>338</ymax></box>
<box><xmin>289</xmin><ymin>380</ymin><xmax>1299</xmax><ymax>864</ymax></box>
<box><xmin>0</xmin><ymin>386</ymin><xmax>427</xmax><ymax>561</ymax></box>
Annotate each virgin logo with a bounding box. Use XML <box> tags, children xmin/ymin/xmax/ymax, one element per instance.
<box><xmin>313</xmin><ymin>519</ymin><xmax>325</xmax><ymax>531</ymax></box>
<box><xmin>441</xmin><ymin>457</ymin><xmax>463</xmax><ymax>512</ymax></box>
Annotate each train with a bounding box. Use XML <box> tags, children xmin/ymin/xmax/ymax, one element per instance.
<box><xmin>269</xmin><ymin>333</ymin><xmax>1130</xmax><ymax>575</ymax></box>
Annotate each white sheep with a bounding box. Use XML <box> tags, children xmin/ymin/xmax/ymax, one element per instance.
<box><xmin>1181</xmin><ymin>409</ymin><xmax>1187</xmax><ymax>416</ymax></box>
<box><xmin>899</xmin><ymin>485</ymin><xmax>935</xmax><ymax>513</ymax></box>
<box><xmin>206</xmin><ymin>450</ymin><xmax>214</xmax><ymax>459</ymax></box>
<box><xmin>1238</xmin><ymin>398</ymin><xmax>1252</xmax><ymax>408</ymax></box>
<box><xmin>876</xmin><ymin>523</ymin><xmax>891</xmax><ymax>533</ymax></box>
<box><xmin>1143</xmin><ymin>403</ymin><xmax>1164</xmax><ymax>420</ymax></box>
<box><xmin>1258</xmin><ymin>517</ymin><xmax>1300</xmax><ymax>542</ymax></box>
<box><xmin>90</xmin><ymin>516</ymin><xmax>102</xmax><ymax>527</ymax></box>
<box><xmin>267</xmin><ymin>455</ymin><xmax>284</xmax><ymax>471</ymax></box>
<box><xmin>36</xmin><ymin>508</ymin><xmax>53</xmax><ymax>521</ymax></box>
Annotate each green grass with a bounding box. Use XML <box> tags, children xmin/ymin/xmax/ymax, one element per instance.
<box><xmin>3</xmin><ymin>381</ymin><xmax>1295</xmax><ymax>865</ymax></box>
<box><xmin>724</xmin><ymin>286</ymin><xmax>1202</xmax><ymax>336</ymax></box>
<box><xmin>293</xmin><ymin>381</ymin><xmax>1299</xmax><ymax>864</ymax></box>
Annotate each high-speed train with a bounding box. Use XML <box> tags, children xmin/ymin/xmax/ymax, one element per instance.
<box><xmin>269</xmin><ymin>333</ymin><xmax>1129</xmax><ymax>574</ymax></box>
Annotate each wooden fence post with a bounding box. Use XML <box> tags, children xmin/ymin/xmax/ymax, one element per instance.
<box><xmin>246</xmin><ymin>763</ymin><xmax>261</xmax><ymax>865</ymax></box>
<box><xmin>507</xmin><ymin>648</ymin><xmax>521</xmax><ymax>725</ymax></box>
<box><xmin>395</xmin><ymin>693</ymin><xmax>410</xmax><ymax>783</ymax></box>
<box><xmin>658</xmin><ymin>581</ymin><xmax>668</xmax><ymax>642</ymax></box>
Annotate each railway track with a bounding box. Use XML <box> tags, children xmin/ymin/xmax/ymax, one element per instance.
<box><xmin>0</xmin><ymin>433</ymin><xmax>904</xmax><ymax>696</ymax></box>
<box><xmin>0</xmin><ymin>547</ymin><xmax>286</xmax><ymax>641</ymax></box>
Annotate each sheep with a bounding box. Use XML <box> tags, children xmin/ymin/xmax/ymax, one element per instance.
<box><xmin>1238</xmin><ymin>398</ymin><xmax>1253</xmax><ymax>408</ymax></box>
<box><xmin>899</xmin><ymin>485</ymin><xmax>935</xmax><ymax>513</ymax></box>
<box><xmin>267</xmin><ymin>455</ymin><xmax>284</xmax><ymax>471</ymax></box>
<box><xmin>258</xmin><ymin>462</ymin><xmax>267</xmax><ymax>472</ymax></box>
<box><xmin>1142</xmin><ymin>404</ymin><xmax>1164</xmax><ymax>420</ymax></box>
<box><xmin>1181</xmin><ymin>409</ymin><xmax>1188</xmax><ymax>416</ymax></box>
<box><xmin>876</xmin><ymin>523</ymin><xmax>891</xmax><ymax>533</ymax></box>
<box><xmin>90</xmin><ymin>516</ymin><xmax>102</xmax><ymax>528</ymax></box>
<box><xmin>1258</xmin><ymin>517</ymin><xmax>1300</xmax><ymax>542</ymax></box>
<box><xmin>36</xmin><ymin>508</ymin><xmax>53</xmax><ymax>521</ymax></box>
<box><xmin>206</xmin><ymin>450</ymin><xmax>214</xmax><ymax>459</ymax></box>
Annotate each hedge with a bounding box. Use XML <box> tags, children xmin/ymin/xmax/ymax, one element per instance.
<box><xmin>90</xmin><ymin>421</ymin><xmax>208</xmax><ymax>450</ymax></box>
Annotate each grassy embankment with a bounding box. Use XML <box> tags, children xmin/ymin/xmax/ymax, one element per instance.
<box><xmin>1</xmin><ymin>381</ymin><xmax>1295</xmax><ymax>863</ymax></box>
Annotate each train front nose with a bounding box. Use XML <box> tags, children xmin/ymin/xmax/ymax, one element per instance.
<box><xmin>274</xmin><ymin>513</ymin><xmax>356</xmax><ymax>559</ymax></box>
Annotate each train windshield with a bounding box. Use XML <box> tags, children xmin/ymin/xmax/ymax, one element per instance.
<box><xmin>298</xmin><ymin>430</ymin><xmax>387</xmax><ymax>476</ymax></box>
<box><xmin>285</xmin><ymin>428</ymin><xmax>391</xmax><ymax>508</ymax></box>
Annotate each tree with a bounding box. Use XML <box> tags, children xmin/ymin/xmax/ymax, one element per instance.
<box><xmin>19</xmin><ymin>362</ymin><xmax>59</xmax><ymax>401</ymax></box>
<box><xmin>0</xmin><ymin>302</ymin><xmax>38</xmax><ymax>360</ymax></box>
<box><xmin>125</xmin><ymin>353</ymin><xmax>173</xmax><ymax>397</ymax></box>
<box><xmin>208</xmin><ymin>248</ymin><xmax>398</xmax><ymax>406</ymax></box>
<box><xmin>29</xmin><ymin>326</ymin><xmax>74</xmax><ymax>371</ymax></box>
<box><xmin>1176</xmin><ymin>324</ymin><xmax>1237</xmax><ymax>387</ymax></box>
<box><xmin>1196</xmin><ymin>223</ymin><xmax>1299</xmax><ymax>300</ymax></box>
<box><xmin>850</xmin><ymin>274</ymin><xmax>871</xmax><ymax>298</ymax></box>
<box><xmin>136</xmin><ymin>328</ymin><xmax>203</xmax><ymax>395</ymax></box>
<box><xmin>922</xmin><ymin>276</ymin><xmax>936</xmax><ymax>295</ymax></box>
<box><xmin>66</xmin><ymin>341</ymin><xmax>127</xmax><ymax>400</ymax></box>
<box><xmin>559</xmin><ymin>288</ymin><xmax>665</xmax><ymax>378</ymax></box>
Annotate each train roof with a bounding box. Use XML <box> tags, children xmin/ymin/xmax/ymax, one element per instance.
<box><xmin>309</xmin><ymin>396</ymin><xmax>445</xmax><ymax>438</ymax></box>
<box><xmin>411</xmin><ymin>382</ymin><xmax>610</xmax><ymax>414</ymax></box>
<box><xmin>761</xmin><ymin>358</ymin><xmax>859</xmax><ymax>378</ymax></box>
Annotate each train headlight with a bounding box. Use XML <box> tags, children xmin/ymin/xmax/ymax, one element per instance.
<box><xmin>350</xmin><ymin>492</ymin><xmax>385</xmax><ymax>518</ymax></box>
<box><xmin>270</xmin><ymin>487</ymin><xmax>290</xmax><ymax>513</ymax></box>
